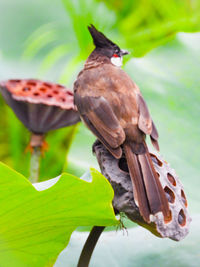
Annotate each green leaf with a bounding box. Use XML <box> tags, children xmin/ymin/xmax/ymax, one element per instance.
<box><xmin>100</xmin><ymin>0</ymin><xmax>200</xmax><ymax>56</ymax></box>
<box><xmin>0</xmin><ymin>162</ymin><xmax>118</xmax><ymax>267</ymax></box>
<box><xmin>39</xmin><ymin>44</ymin><xmax>71</xmax><ymax>74</ymax></box>
<box><xmin>23</xmin><ymin>28</ymin><xmax>58</xmax><ymax>59</ymax></box>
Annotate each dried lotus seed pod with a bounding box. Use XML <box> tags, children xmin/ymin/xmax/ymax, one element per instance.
<box><xmin>93</xmin><ymin>141</ymin><xmax>191</xmax><ymax>241</ymax></box>
<box><xmin>0</xmin><ymin>79</ymin><xmax>80</xmax><ymax>150</ymax></box>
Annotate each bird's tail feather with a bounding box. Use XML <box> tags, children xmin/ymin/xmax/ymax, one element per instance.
<box><xmin>123</xmin><ymin>141</ymin><xmax>170</xmax><ymax>222</ymax></box>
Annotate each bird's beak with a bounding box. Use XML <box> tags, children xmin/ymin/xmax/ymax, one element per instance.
<box><xmin>120</xmin><ymin>49</ymin><xmax>130</xmax><ymax>56</ymax></box>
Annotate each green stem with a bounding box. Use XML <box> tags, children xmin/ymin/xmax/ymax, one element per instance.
<box><xmin>62</xmin><ymin>123</ymin><xmax>80</xmax><ymax>172</ymax></box>
<box><xmin>77</xmin><ymin>226</ymin><xmax>105</xmax><ymax>267</ymax></box>
<box><xmin>29</xmin><ymin>147</ymin><xmax>41</xmax><ymax>183</ymax></box>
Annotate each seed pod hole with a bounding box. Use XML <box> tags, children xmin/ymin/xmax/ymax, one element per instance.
<box><xmin>10</xmin><ymin>79</ymin><xmax>21</xmax><ymax>83</ymax></box>
<box><xmin>27</xmin><ymin>81</ymin><xmax>36</xmax><ymax>86</ymax></box>
<box><xmin>164</xmin><ymin>186</ymin><xmax>175</xmax><ymax>203</ymax></box>
<box><xmin>43</xmin><ymin>82</ymin><xmax>52</xmax><ymax>88</ymax></box>
<box><xmin>181</xmin><ymin>190</ymin><xmax>188</xmax><ymax>207</ymax></box>
<box><xmin>66</xmin><ymin>91</ymin><xmax>73</xmax><ymax>96</ymax></box>
<box><xmin>33</xmin><ymin>92</ymin><xmax>40</xmax><ymax>96</ymax></box>
<box><xmin>150</xmin><ymin>154</ymin><xmax>163</xmax><ymax>167</ymax></box>
<box><xmin>167</xmin><ymin>173</ymin><xmax>176</xmax><ymax>186</ymax></box>
<box><xmin>178</xmin><ymin>209</ymin><xmax>186</xmax><ymax>226</ymax></box>
<box><xmin>22</xmin><ymin>87</ymin><xmax>31</xmax><ymax>92</ymax></box>
<box><xmin>39</xmin><ymin>87</ymin><xmax>47</xmax><ymax>92</ymax></box>
<box><xmin>47</xmin><ymin>94</ymin><xmax>53</xmax><ymax>98</ymax></box>
<box><xmin>164</xmin><ymin>210</ymin><xmax>172</xmax><ymax>224</ymax></box>
<box><xmin>53</xmin><ymin>90</ymin><xmax>59</xmax><ymax>95</ymax></box>
<box><xmin>118</xmin><ymin>157</ymin><xmax>129</xmax><ymax>173</ymax></box>
<box><xmin>57</xmin><ymin>84</ymin><xmax>64</xmax><ymax>89</ymax></box>
<box><xmin>156</xmin><ymin>172</ymin><xmax>160</xmax><ymax>178</ymax></box>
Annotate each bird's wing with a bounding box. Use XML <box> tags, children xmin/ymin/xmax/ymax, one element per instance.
<box><xmin>74</xmin><ymin>94</ymin><xmax>125</xmax><ymax>158</ymax></box>
<box><xmin>150</xmin><ymin>120</ymin><xmax>159</xmax><ymax>151</ymax></box>
<box><xmin>137</xmin><ymin>93</ymin><xmax>159</xmax><ymax>150</ymax></box>
<box><xmin>137</xmin><ymin>94</ymin><xmax>152</xmax><ymax>135</ymax></box>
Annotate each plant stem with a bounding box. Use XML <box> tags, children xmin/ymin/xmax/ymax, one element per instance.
<box><xmin>62</xmin><ymin>124</ymin><xmax>79</xmax><ymax>172</ymax></box>
<box><xmin>77</xmin><ymin>226</ymin><xmax>105</xmax><ymax>267</ymax></box>
<box><xmin>29</xmin><ymin>146</ymin><xmax>41</xmax><ymax>183</ymax></box>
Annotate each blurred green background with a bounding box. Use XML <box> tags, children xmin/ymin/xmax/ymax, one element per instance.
<box><xmin>0</xmin><ymin>0</ymin><xmax>200</xmax><ymax>266</ymax></box>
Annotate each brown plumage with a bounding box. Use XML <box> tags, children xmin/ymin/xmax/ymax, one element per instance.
<box><xmin>74</xmin><ymin>25</ymin><xmax>170</xmax><ymax>223</ymax></box>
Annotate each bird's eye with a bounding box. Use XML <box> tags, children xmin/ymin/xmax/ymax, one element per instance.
<box><xmin>113</xmin><ymin>53</ymin><xmax>119</xmax><ymax>58</ymax></box>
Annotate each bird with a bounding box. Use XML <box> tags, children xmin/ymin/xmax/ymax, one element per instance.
<box><xmin>73</xmin><ymin>24</ymin><xmax>170</xmax><ymax>223</ymax></box>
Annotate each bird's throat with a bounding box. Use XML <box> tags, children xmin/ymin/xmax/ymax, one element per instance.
<box><xmin>111</xmin><ymin>56</ymin><xmax>122</xmax><ymax>67</ymax></box>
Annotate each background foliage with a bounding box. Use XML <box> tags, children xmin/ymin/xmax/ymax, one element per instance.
<box><xmin>0</xmin><ymin>0</ymin><xmax>200</xmax><ymax>266</ymax></box>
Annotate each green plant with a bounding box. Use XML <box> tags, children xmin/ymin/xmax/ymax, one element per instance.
<box><xmin>0</xmin><ymin>163</ymin><xmax>117</xmax><ymax>267</ymax></box>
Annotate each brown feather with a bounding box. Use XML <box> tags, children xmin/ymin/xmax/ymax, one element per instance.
<box><xmin>144</xmin><ymin>146</ymin><xmax>170</xmax><ymax>218</ymax></box>
<box><xmin>150</xmin><ymin>136</ymin><xmax>160</xmax><ymax>151</ymax></box>
<box><xmin>123</xmin><ymin>143</ymin><xmax>151</xmax><ymax>222</ymax></box>
<box><xmin>124</xmin><ymin>142</ymin><xmax>170</xmax><ymax>222</ymax></box>
<box><xmin>82</xmin><ymin>115</ymin><xmax>122</xmax><ymax>159</ymax></box>
<box><xmin>74</xmin><ymin>94</ymin><xmax>125</xmax><ymax>148</ymax></box>
<box><xmin>150</xmin><ymin>120</ymin><xmax>159</xmax><ymax>151</ymax></box>
<box><xmin>137</xmin><ymin>94</ymin><xmax>152</xmax><ymax>135</ymax></box>
<box><xmin>151</xmin><ymin>120</ymin><xmax>159</xmax><ymax>140</ymax></box>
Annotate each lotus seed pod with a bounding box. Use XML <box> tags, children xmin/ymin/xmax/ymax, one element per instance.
<box><xmin>0</xmin><ymin>79</ymin><xmax>80</xmax><ymax>135</ymax></box>
<box><xmin>93</xmin><ymin>141</ymin><xmax>191</xmax><ymax>241</ymax></box>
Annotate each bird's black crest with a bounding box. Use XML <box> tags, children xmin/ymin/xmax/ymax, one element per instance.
<box><xmin>88</xmin><ymin>24</ymin><xmax>118</xmax><ymax>49</ymax></box>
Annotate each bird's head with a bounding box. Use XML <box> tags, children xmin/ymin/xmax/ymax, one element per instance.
<box><xmin>88</xmin><ymin>24</ymin><xmax>129</xmax><ymax>67</ymax></box>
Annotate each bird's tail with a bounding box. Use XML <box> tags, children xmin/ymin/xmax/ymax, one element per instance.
<box><xmin>123</xmin><ymin>141</ymin><xmax>170</xmax><ymax>223</ymax></box>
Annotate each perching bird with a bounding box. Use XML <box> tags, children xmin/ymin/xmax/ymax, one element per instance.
<box><xmin>74</xmin><ymin>25</ymin><xmax>170</xmax><ymax>223</ymax></box>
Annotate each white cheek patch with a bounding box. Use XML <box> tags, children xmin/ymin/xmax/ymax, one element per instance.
<box><xmin>111</xmin><ymin>56</ymin><xmax>123</xmax><ymax>67</ymax></box>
